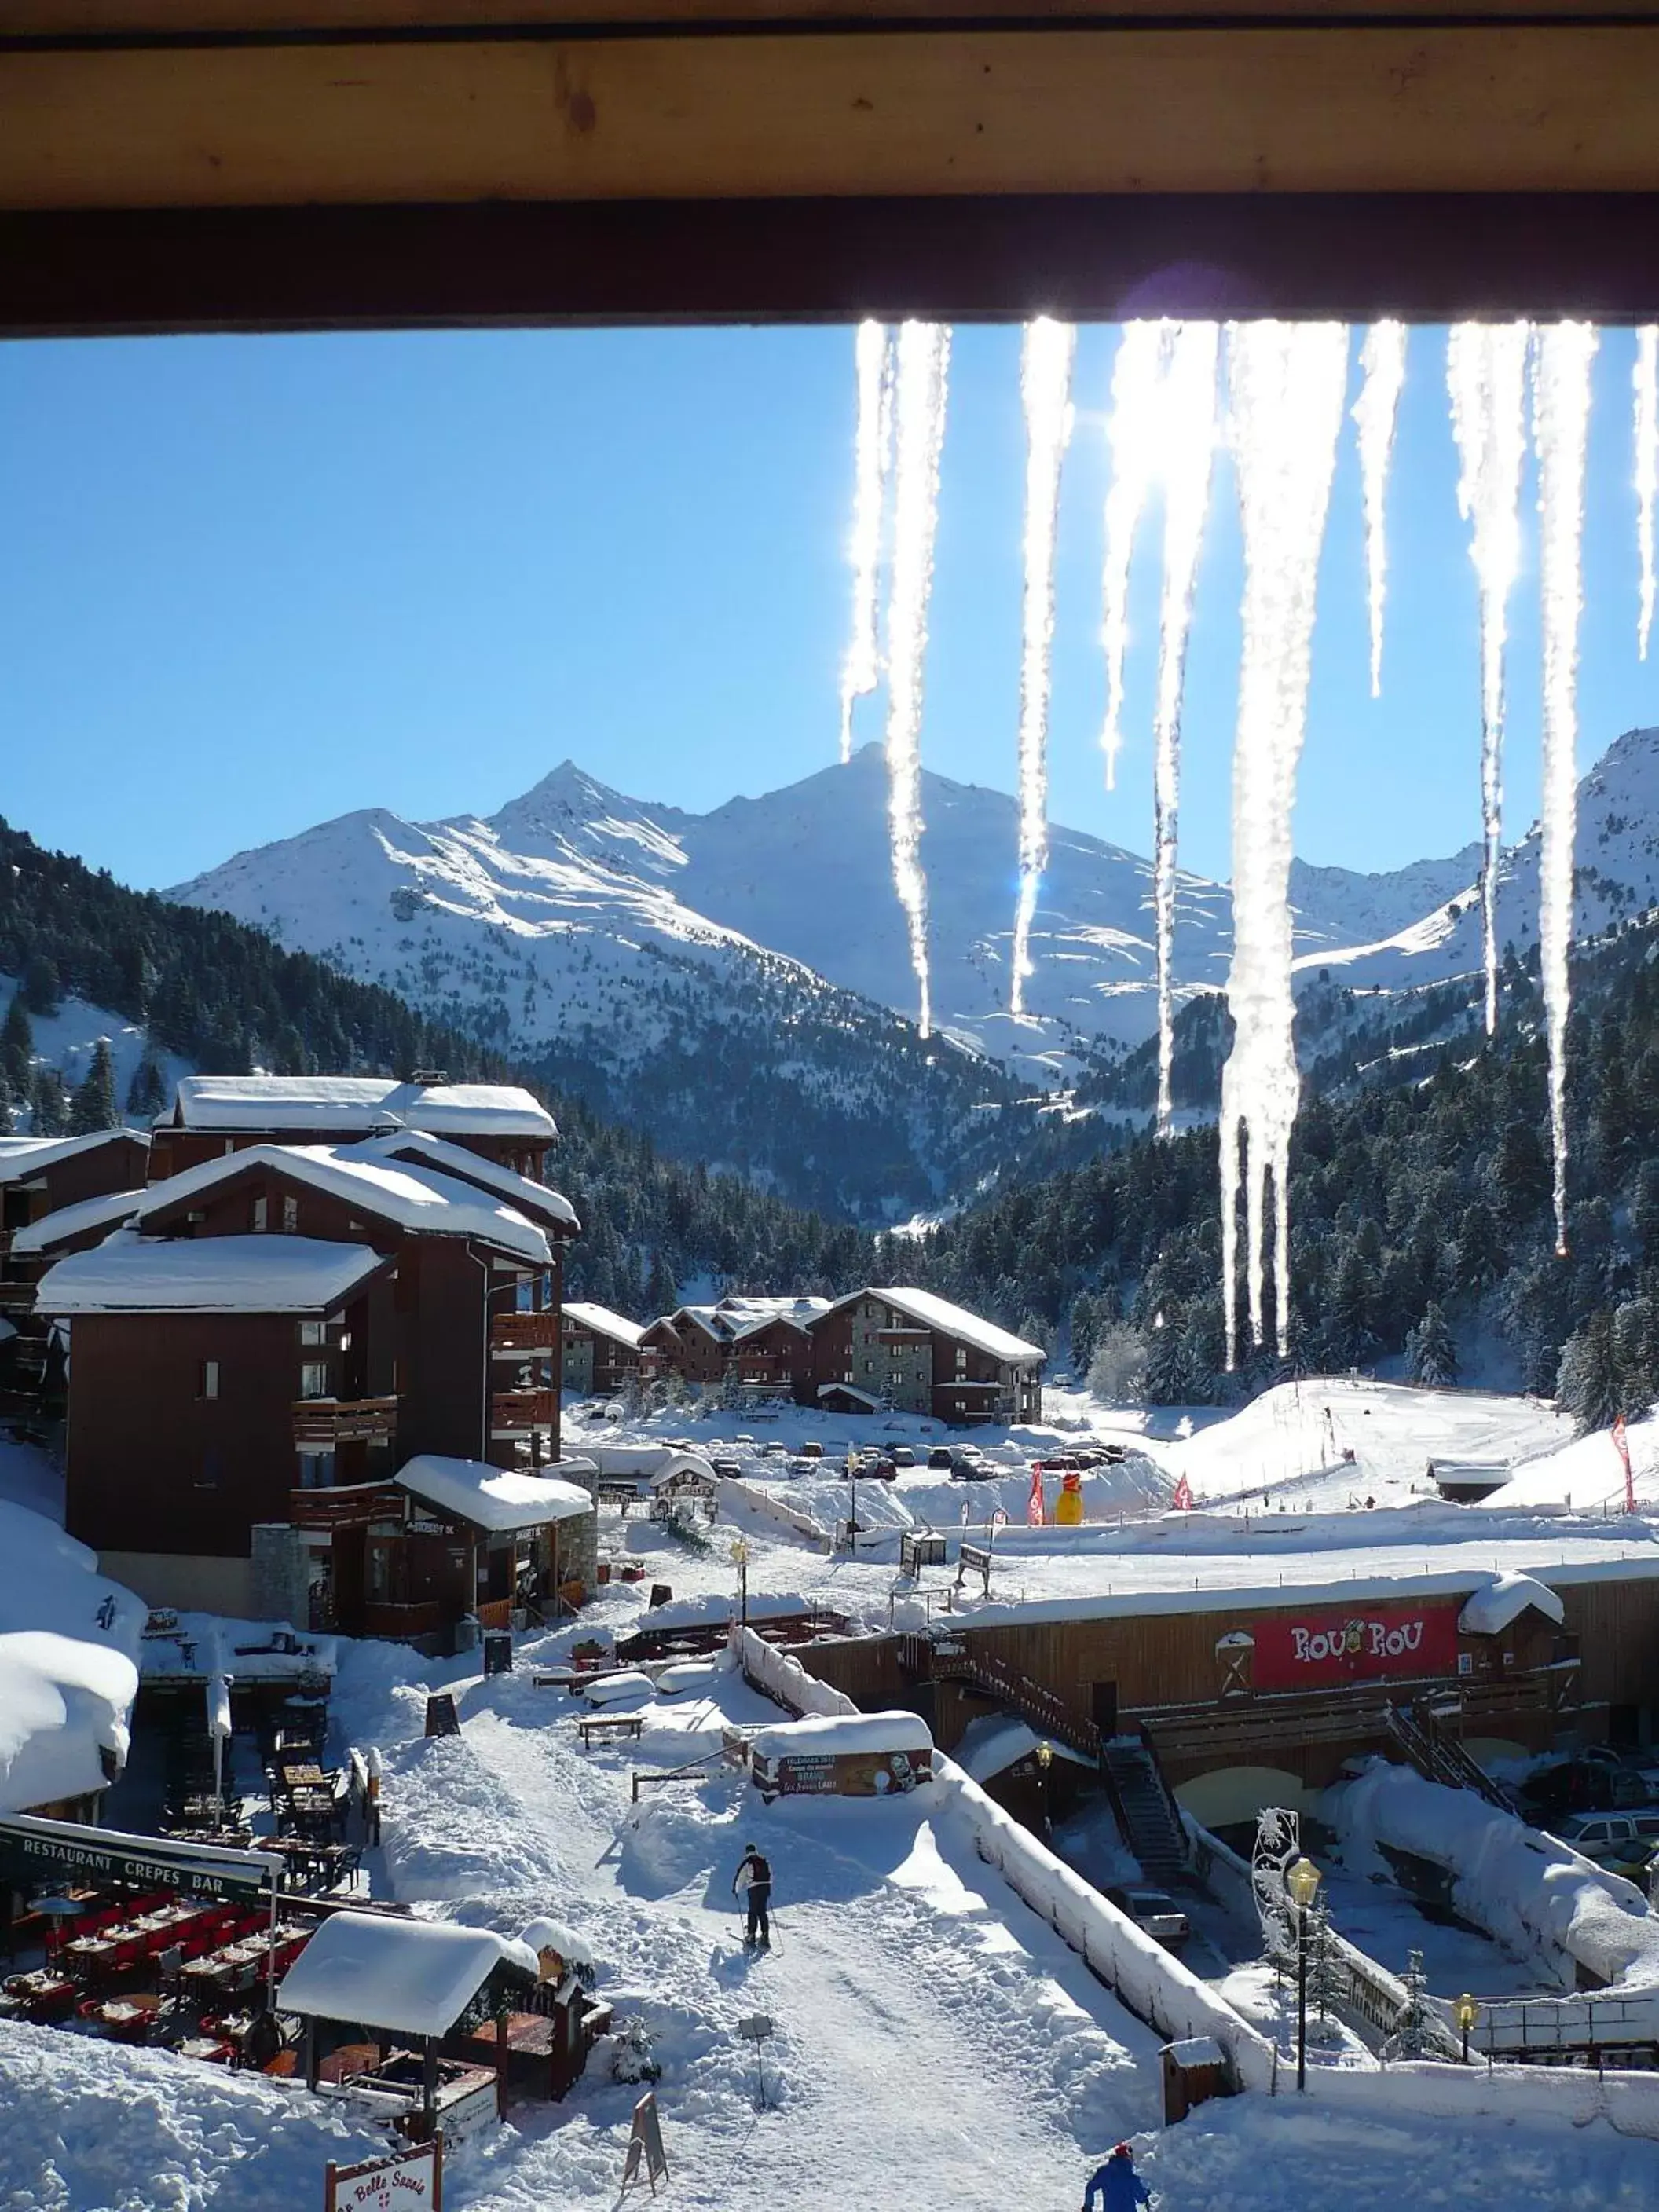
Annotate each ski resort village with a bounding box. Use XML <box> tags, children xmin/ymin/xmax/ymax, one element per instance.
<box><xmin>0</xmin><ymin>1073</ymin><xmax>1655</xmax><ymax>2209</ymax></box>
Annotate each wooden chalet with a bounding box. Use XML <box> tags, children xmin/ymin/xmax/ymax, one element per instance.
<box><xmin>808</xmin><ymin>1289</ymin><xmax>1044</xmax><ymax>1427</ymax></box>
<box><xmin>38</xmin><ymin>1135</ymin><xmax>581</xmax><ymax>1637</ymax></box>
<box><xmin>148</xmin><ymin>1075</ymin><xmax>558</xmax><ymax>1183</ymax></box>
<box><xmin>639</xmin><ymin>1296</ymin><xmax>829</xmax><ymax>1403</ymax></box>
<box><xmin>0</xmin><ymin>1130</ymin><xmax>149</xmax><ymax>1408</ymax></box>
<box><xmin>559</xmin><ymin>1301</ymin><xmax>644</xmax><ymax>1400</ymax></box>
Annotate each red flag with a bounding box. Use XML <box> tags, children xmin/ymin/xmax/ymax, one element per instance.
<box><xmin>1613</xmin><ymin>1415</ymin><xmax>1635</xmax><ymax>1514</ymax></box>
<box><xmin>1026</xmin><ymin>1467</ymin><xmax>1046</xmax><ymax>1526</ymax></box>
<box><xmin>1172</xmin><ymin>1474</ymin><xmax>1194</xmax><ymax>1511</ymax></box>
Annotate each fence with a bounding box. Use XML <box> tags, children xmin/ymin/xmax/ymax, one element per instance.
<box><xmin>716</xmin><ymin>1477</ymin><xmax>833</xmax><ymax>1552</ymax></box>
<box><xmin>733</xmin><ymin>1625</ymin><xmax>859</xmax><ymax>1720</ymax></box>
<box><xmin>1307</xmin><ymin>2053</ymin><xmax>1659</xmax><ymax>2137</ymax></box>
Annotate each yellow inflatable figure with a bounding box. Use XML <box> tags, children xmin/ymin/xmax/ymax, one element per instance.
<box><xmin>1053</xmin><ymin>1470</ymin><xmax>1085</xmax><ymax>1526</ymax></box>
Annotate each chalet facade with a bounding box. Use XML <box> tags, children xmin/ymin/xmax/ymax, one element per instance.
<box><xmin>0</xmin><ymin>1130</ymin><xmax>150</xmax><ymax>1409</ymax></box>
<box><xmin>808</xmin><ymin>1289</ymin><xmax>1044</xmax><ymax>1426</ymax></box>
<box><xmin>148</xmin><ymin>1073</ymin><xmax>558</xmax><ymax>1182</ymax></box>
<box><xmin>639</xmin><ymin>1296</ymin><xmax>830</xmax><ymax>1403</ymax></box>
<box><xmin>561</xmin><ymin>1302</ymin><xmax>645</xmax><ymax>1398</ymax></box>
<box><xmin>40</xmin><ymin>1126</ymin><xmax>583</xmax><ymax>1639</ymax></box>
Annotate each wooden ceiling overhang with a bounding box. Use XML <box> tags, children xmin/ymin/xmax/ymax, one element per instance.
<box><xmin>5</xmin><ymin>2</ymin><xmax>1659</xmax><ymax>333</ymax></box>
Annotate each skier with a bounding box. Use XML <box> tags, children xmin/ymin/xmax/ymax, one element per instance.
<box><xmin>732</xmin><ymin>1840</ymin><xmax>772</xmax><ymax>1951</ymax></box>
<box><xmin>1082</xmin><ymin>2143</ymin><xmax>1150</xmax><ymax>2212</ymax></box>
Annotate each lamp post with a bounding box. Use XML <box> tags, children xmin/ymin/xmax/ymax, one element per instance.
<box><xmin>1035</xmin><ymin>1739</ymin><xmax>1053</xmax><ymax>1839</ymax></box>
<box><xmin>848</xmin><ymin>1457</ymin><xmax>861</xmax><ymax>1553</ymax></box>
<box><xmin>1286</xmin><ymin>1855</ymin><xmax>1321</xmax><ymax>2093</ymax></box>
<box><xmin>730</xmin><ymin>1537</ymin><xmax>749</xmax><ymax>1631</ymax></box>
<box><xmin>1454</xmin><ymin>1991</ymin><xmax>1480</xmax><ymax>2065</ymax></box>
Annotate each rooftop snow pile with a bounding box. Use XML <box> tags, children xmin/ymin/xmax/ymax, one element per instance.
<box><xmin>38</xmin><ymin>1232</ymin><xmax>385</xmax><ymax>1314</ymax></box>
<box><xmin>747</xmin><ymin>1710</ymin><xmax>935</xmax><ymax>1761</ymax></box>
<box><xmin>1458</xmin><ymin>1569</ymin><xmax>1566</xmax><ymax>1635</ymax></box>
<box><xmin>167</xmin><ymin>1074</ymin><xmax>557</xmax><ymax>1142</ymax></box>
<box><xmin>1329</xmin><ymin>1761</ymin><xmax>1659</xmax><ymax>1990</ymax></box>
<box><xmin>394</xmin><ymin>1456</ymin><xmax>596</xmax><ymax>1533</ymax></box>
<box><xmin>9</xmin><ymin>1188</ymin><xmax>145</xmax><ymax>1256</ymax></box>
<box><xmin>277</xmin><ymin>1912</ymin><xmax>538</xmax><ymax>2038</ymax></box>
<box><xmin>954</xmin><ymin>1713</ymin><xmax>1093</xmax><ymax>1782</ymax></box>
<box><xmin>358</xmin><ymin>1130</ymin><xmax>578</xmax><ymax>1232</ymax></box>
<box><xmin>0</xmin><ymin>1500</ymin><xmax>144</xmax><ymax>1814</ymax></box>
<box><xmin>0</xmin><ymin>1130</ymin><xmax>148</xmax><ymax>1186</ymax></box>
<box><xmin>837</xmin><ymin>1287</ymin><xmax>1046</xmax><ymax>1364</ymax></box>
<box><xmin>562</xmin><ymin>1302</ymin><xmax>646</xmax><ymax>1348</ymax></box>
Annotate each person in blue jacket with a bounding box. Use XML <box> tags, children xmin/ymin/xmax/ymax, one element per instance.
<box><xmin>1083</xmin><ymin>2142</ymin><xmax>1150</xmax><ymax>2212</ymax></box>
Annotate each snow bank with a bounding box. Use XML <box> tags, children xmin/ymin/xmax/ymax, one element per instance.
<box><xmin>733</xmin><ymin>1625</ymin><xmax>858</xmax><ymax>1720</ymax></box>
<box><xmin>0</xmin><ymin>1500</ymin><xmax>143</xmax><ymax>1815</ymax></box>
<box><xmin>1457</xmin><ymin>1569</ymin><xmax>1565</xmax><ymax>1635</ymax></box>
<box><xmin>930</xmin><ymin>1756</ymin><xmax>1276</xmax><ymax>2090</ymax></box>
<box><xmin>276</xmin><ymin>1912</ymin><xmax>537</xmax><ymax>2038</ymax></box>
<box><xmin>1329</xmin><ymin>1762</ymin><xmax>1659</xmax><ymax>1990</ymax></box>
<box><xmin>1306</xmin><ymin>2052</ymin><xmax>1659</xmax><ymax>2141</ymax></box>
<box><xmin>717</xmin><ymin>1474</ymin><xmax>833</xmax><ymax>1551</ymax></box>
<box><xmin>748</xmin><ymin>1710</ymin><xmax>934</xmax><ymax>1761</ymax></box>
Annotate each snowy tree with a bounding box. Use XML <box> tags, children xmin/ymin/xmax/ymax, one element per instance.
<box><xmin>1</xmin><ymin>997</ymin><xmax>31</xmax><ymax>1101</ymax></box>
<box><xmin>1306</xmin><ymin>1899</ymin><xmax>1345</xmax><ymax>2039</ymax></box>
<box><xmin>19</xmin><ymin>955</ymin><xmax>61</xmax><ymax>1019</ymax></box>
<box><xmin>1087</xmin><ymin>1323</ymin><xmax>1146</xmax><ymax>1405</ymax></box>
<box><xmin>1404</xmin><ymin>1301</ymin><xmax>1458</xmax><ymax>1387</ymax></box>
<box><xmin>0</xmin><ymin>1073</ymin><xmax>9</xmax><ymax>1137</ymax></box>
<box><xmin>1144</xmin><ymin>1313</ymin><xmax>1193</xmax><ymax>1406</ymax></box>
<box><xmin>1068</xmin><ymin>1292</ymin><xmax>1102</xmax><ymax>1376</ymax></box>
<box><xmin>125</xmin><ymin>1055</ymin><xmax>168</xmax><ymax>1121</ymax></box>
<box><xmin>29</xmin><ymin>1067</ymin><xmax>67</xmax><ymax>1137</ymax></box>
<box><xmin>68</xmin><ymin>1040</ymin><xmax>118</xmax><ymax>1134</ymax></box>
<box><xmin>1556</xmin><ymin>1311</ymin><xmax>1622</xmax><ymax>1434</ymax></box>
<box><xmin>1383</xmin><ymin>1950</ymin><xmax>1434</xmax><ymax>2060</ymax></box>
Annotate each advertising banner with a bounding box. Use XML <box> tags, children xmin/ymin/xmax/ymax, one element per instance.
<box><xmin>1251</xmin><ymin>1599</ymin><xmax>1459</xmax><ymax>1691</ymax></box>
<box><xmin>326</xmin><ymin>2137</ymin><xmax>441</xmax><ymax>2211</ymax></box>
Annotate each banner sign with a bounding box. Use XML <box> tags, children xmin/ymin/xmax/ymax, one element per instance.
<box><xmin>325</xmin><ymin>2135</ymin><xmax>441</xmax><ymax>2211</ymax></box>
<box><xmin>0</xmin><ymin>1815</ymin><xmax>280</xmax><ymax>1903</ymax></box>
<box><xmin>1251</xmin><ymin>1599</ymin><xmax>1459</xmax><ymax>1690</ymax></box>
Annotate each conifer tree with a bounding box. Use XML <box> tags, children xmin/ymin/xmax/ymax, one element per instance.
<box><xmin>1</xmin><ymin>995</ymin><xmax>31</xmax><ymax>1100</ymax></box>
<box><xmin>68</xmin><ymin>1040</ymin><xmax>118</xmax><ymax>1133</ymax></box>
<box><xmin>29</xmin><ymin>1066</ymin><xmax>67</xmax><ymax>1137</ymax></box>
<box><xmin>1405</xmin><ymin>1301</ymin><xmax>1458</xmax><ymax>1388</ymax></box>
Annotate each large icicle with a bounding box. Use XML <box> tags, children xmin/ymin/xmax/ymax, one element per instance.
<box><xmin>1637</xmin><ymin>328</ymin><xmax>1657</xmax><ymax>661</ymax></box>
<box><xmin>839</xmin><ymin>319</ymin><xmax>892</xmax><ymax>762</ymax></box>
<box><xmin>1010</xmin><ymin>317</ymin><xmax>1077</xmax><ymax>1018</ymax></box>
<box><xmin>1447</xmin><ymin>322</ymin><xmax>1530</xmax><ymax>1035</ymax></box>
<box><xmin>1152</xmin><ymin>322</ymin><xmax>1220</xmax><ymax>1135</ymax></box>
<box><xmin>1352</xmin><ymin>321</ymin><xmax>1408</xmax><ymax>698</ymax></box>
<box><xmin>1219</xmin><ymin>322</ymin><xmax>1350</xmax><ymax>1367</ymax></box>
<box><xmin>1099</xmin><ymin>323</ymin><xmax>1166</xmax><ymax>790</ymax></box>
<box><xmin>1533</xmin><ymin>322</ymin><xmax>1598</xmax><ymax>1257</ymax></box>
<box><xmin>884</xmin><ymin>320</ymin><xmax>950</xmax><ymax>1038</ymax></box>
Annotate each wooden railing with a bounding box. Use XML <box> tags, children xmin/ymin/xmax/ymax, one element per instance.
<box><xmin>361</xmin><ymin>1599</ymin><xmax>449</xmax><ymax>1639</ymax></box>
<box><xmin>489</xmin><ymin>1388</ymin><xmax>558</xmax><ymax>1432</ymax></box>
<box><xmin>490</xmin><ymin>1310</ymin><xmax>559</xmax><ymax>1353</ymax></box>
<box><xmin>1131</xmin><ymin>1674</ymin><xmax>1555</xmax><ymax>1765</ymax></box>
<box><xmin>287</xmin><ymin>1480</ymin><xmax>405</xmax><ymax>1530</ymax></box>
<box><xmin>291</xmin><ymin>1395</ymin><xmax>398</xmax><ymax>1447</ymax></box>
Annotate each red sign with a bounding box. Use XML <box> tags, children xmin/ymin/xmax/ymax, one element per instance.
<box><xmin>1252</xmin><ymin>1599</ymin><xmax>1459</xmax><ymax>1690</ymax></box>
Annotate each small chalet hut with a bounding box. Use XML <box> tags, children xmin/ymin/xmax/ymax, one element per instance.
<box><xmin>392</xmin><ymin>1456</ymin><xmax>598</xmax><ymax>1628</ymax></box>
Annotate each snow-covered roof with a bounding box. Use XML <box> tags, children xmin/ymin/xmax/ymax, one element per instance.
<box><xmin>168</xmin><ymin>1074</ymin><xmax>557</xmax><ymax>1142</ymax></box>
<box><xmin>1458</xmin><ymin>1569</ymin><xmax>1566</xmax><ymax>1635</ymax></box>
<box><xmin>668</xmin><ymin>1295</ymin><xmax>831</xmax><ymax>1345</ymax></box>
<box><xmin>748</xmin><ymin>1709</ymin><xmax>934</xmax><ymax>1761</ymax></box>
<box><xmin>276</xmin><ymin>1913</ymin><xmax>539</xmax><ymax>2037</ymax></box>
<box><xmin>358</xmin><ymin>1132</ymin><xmax>578</xmax><ymax>1234</ymax></box>
<box><xmin>0</xmin><ymin>1500</ymin><xmax>144</xmax><ymax>1815</ymax></box>
<box><xmin>954</xmin><ymin>1713</ymin><xmax>1094</xmax><ymax>1783</ymax></box>
<box><xmin>519</xmin><ymin>1917</ymin><xmax>594</xmax><ymax>1969</ymax></box>
<box><xmin>816</xmin><ymin>1382</ymin><xmax>881</xmax><ymax>1409</ymax></box>
<box><xmin>825</xmin><ymin>1287</ymin><xmax>1046</xmax><ymax>1366</ymax></box>
<box><xmin>563</xmin><ymin>1302</ymin><xmax>646</xmax><ymax>1350</ymax></box>
<box><xmin>38</xmin><ymin>1231</ymin><xmax>387</xmax><ymax>1315</ymax></box>
<box><xmin>9</xmin><ymin>1187</ymin><xmax>145</xmax><ymax>1256</ymax></box>
<box><xmin>394</xmin><ymin>1456</ymin><xmax>596</xmax><ymax>1532</ymax></box>
<box><xmin>0</xmin><ymin>1130</ymin><xmax>148</xmax><ymax>1186</ymax></box>
<box><xmin>134</xmin><ymin>1143</ymin><xmax>552</xmax><ymax>1266</ymax></box>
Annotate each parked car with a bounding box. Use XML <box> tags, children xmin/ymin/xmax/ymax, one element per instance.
<box><xmin>1104</xmin><ymin>1885</ymin><xmax>1191</xmax><ymax>1952</ymax></box>
<box><xmin>1549</xmin><ymin>1810</ymin><xmax>1659</xmax><ymax>1869</ymax></box>
<box><xmin>1034</xmin><ymin>1455</ymin><xmax>1082</xmax><ymax>1473</ymax></box>
<box><xmin>927</xmin><ymin>1446</ymin><xmax>956</xmax><ymax>1470</ymax></box>
<box><xmin>734</xmin><ymin>1434</ymin><xmax>756</xmax><ymax>1448</ymax></box>
<box><xmin>712</xmin><ymin>1457</ymin><xmax>743</xmax><ymax>1478</ymax></box>
<box><xmin>866</xmin><ymin>1456</ymin><xmax>897</xmax><ymax>1481</ymax></box>
<box><xmin>891</xmin><ymin>1447</ymin><xmax>917</xmax><ymax>1468</ymax></box>
<box><xmin>799</xmin><ymin>1440</ymin><xmax>824</xmax><ymax>1459</ymax></box>
<box><xmin>761</xmin><ymin>1441</ymin><xmax>789</xmax><ymax>1457</ymax></box>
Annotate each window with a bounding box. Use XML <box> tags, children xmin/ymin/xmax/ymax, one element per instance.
<box><xmin>299</xmin><ymin>1361</ymin><xmax>330</xmax><ymax>1401</ymax></box>
<box><xmin>298</xmin><ymin>1320</ymin><xmax>326</xmax><ymax>1347</ymax></box>
<box><xmin>864</xmin><ymin>1359</ymin><xmax>874</xmax><ymax>1374</ymax></box>
<box><xmin>195</xmin><ymin>1449</ymin><xmax>222</xmax><ymax>1489</ymax></box>
<box><xmin>954</xmin><ymin>1347</ymin><xmax>967</xmax><ymax>1371</ymax></box>
<box><xmin>297</xmin><ymin>1451</ymin><xmax>334</xmax><ymax>1489</ymax></box>
<box><xmin>197</xmin><ymin>1359</ymin><xmax>220</xmax><ymax>1401</ymax></box>
<box><xmin>281</xmin><ymin>1194</ymin><xmax>299</xmax><ymax>1233</ymax></box>
<box><xmin>251</xmin><ymin>1195</ymin><xmax>268</xmax><ymax>1232</ymax></box>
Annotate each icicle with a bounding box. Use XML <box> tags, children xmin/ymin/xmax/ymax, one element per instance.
<box><xmin>1099</xmin><ymin>323</ymin><xmax>1166</xmax><ymax>791</ymax></box>
<box><xmin>1352</xmin><ymin>321</ymin><xmax>1408</xmax><ymax>698</ymax></box>
<box><xmin>1219</xmin><ymin>322</ymin><xmax>1350</xmax><ymax>1367</ymax></box>
<box><xmin>839</xmin><ymin>319</ymin><xmax>892</xmax><ymax>763</ymax></box>
<box><xmin>1533</xmin><ymin>321</ymin><xmax>1598</xmax><ymax>1257</ymax></box>
<box><xmin>884</xmin><ymin>320</ymin><xmax>950</xmax><ymax>1038</ymax></box>
<box><xmin>1447</xmin><ymin>322</ymin><xmax>1530</xmax><ymax>1035</ymax></box>
<box><xmin>1010</xmin><ymin>318</ymin><xmax>1076</xmax><ymax>1019</ymax></box>
<box><xmin>1637</xmin><ymin>328</ymin><xmax>1657</xmax><ymax>661</ymax></box>
<box><xmin>1152</xmin><ymin>322</ymin><xmax>1220</xmax><ymax>1135</ymax></box>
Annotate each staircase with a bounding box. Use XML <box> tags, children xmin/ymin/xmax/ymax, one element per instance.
<box><xmin>928</xmin><ymin>1644</ymin><xmax>1101</xmax><ymax>1760</ymax></box>
<box><xmin>1386</xmin><ymin>1700</ymin><xmax>1514</xmax><ymax>1812</ymax></box>
<box><xmin>1101</xmin><ymin>1729</ymin><xmax>1189</xmax><ymax>1881</ymax></box>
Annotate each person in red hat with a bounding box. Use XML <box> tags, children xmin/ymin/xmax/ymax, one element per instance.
<box><xmin>1082</xmin><ymin>2142</ymin><xmax>1150</xmax><ymax>2212</ymax></box>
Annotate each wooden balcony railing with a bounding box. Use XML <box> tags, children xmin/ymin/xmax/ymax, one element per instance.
<box><xmin>490</xmin><ymin>1310</ymin><xmax>559</xmax><ymax>1353</ymax></box>
<box><xmin>287</xmin><ymin>1479</ymin><xmax>405</xmax><ymax>1530</ymax></box>
<box><xmin>489</xmin><ymin>1388</ymin><xmax>558</xmax><ymax>1434</ymax></box>
<box><xmin>291</xmin><ymin>1394</ymin><xmax>398</xmax><ymax>1448</ymax></box>
<box><xmin>0</xmin><ymin>1278</ymin><xmax>36</xmax><ymax>1311</ymax></box>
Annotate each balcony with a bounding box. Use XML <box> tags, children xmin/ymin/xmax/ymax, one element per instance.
<box><xmin>490</xmin><ymin>1310</ymin><xmax>560</xmax><ymax>1354</ymax></box>
<box><xmin>291</xmin><ymin>1394</ymin><xmax>399</xmax><ymax>1448</ymax></box>
<box><xmin>0</xmin><ymin>1277</ymin><xmax>35</xmax><ymax>1312</ymax></box>
<box><xmin>490</xmin><ymin>1387</ymin><xmax>558</xmax><ymax>1434</ymax></box>
<box><xmin>287</xmin><ymin>1479</ymin><xmax>405</xmax><ymax>1531</ymax></box>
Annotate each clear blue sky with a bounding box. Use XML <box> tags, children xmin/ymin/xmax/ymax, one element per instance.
<box><xmin>3</xmin><ymin>324</ymin><xmax>1657</xmax><ymax>894</ymax></box>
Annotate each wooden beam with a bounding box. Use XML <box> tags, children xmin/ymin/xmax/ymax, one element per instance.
<box><xmin>5</xmin><ymin>25</ymin><xmax>1659</xmax><ymax>211</ymax></box>
<box><xmin>8</xmin><ymin>193</ymin><xmax>1659</xmax><ymax>337</ymax></box>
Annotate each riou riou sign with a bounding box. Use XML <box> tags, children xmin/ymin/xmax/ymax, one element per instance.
<box><xmin>1251</xmin><ymin>1599</ymin><xmax>1459</xmax><ymax>1690</ymax></box>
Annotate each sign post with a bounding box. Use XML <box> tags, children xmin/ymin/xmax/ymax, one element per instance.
<box><xmin>619</xmin><ymin>2089</ymin><xmax>670</xmax><ymax>2195</ymax></box>
<box><xmin>737</xmin><ymin>2011</ymin><xmax>775</xmax><ymax>2108</ymax></box>
<box><xmin>324</xmin><ymin>2135</ymin><xmax>441</xmax><ymax>2211</ymax></box>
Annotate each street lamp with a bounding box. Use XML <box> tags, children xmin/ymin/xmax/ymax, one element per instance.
<box><xmin>1286</xmin><ymin>1855</ymin><xmax>1321</xmax><ymax>2093</ymax></box>
<box><xmin>1035</xmin><ymin>1739</ymin><xmax>1053</xmax><ymax>1839</ymax></box>
<box><xmin>729</xmin><ymin>1537</ymin><xmax>749</xmax><ymax>1631</ymax></box>
<box><xmin>848</xmin><ymin>1456</ymin><xmax>861</xmax><ymax>1553</ymax></box>
<box><xmin>1454</xmin><ymin>1991</ymin><xmax>1480</xmax><ymax>2065</ymax></box>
